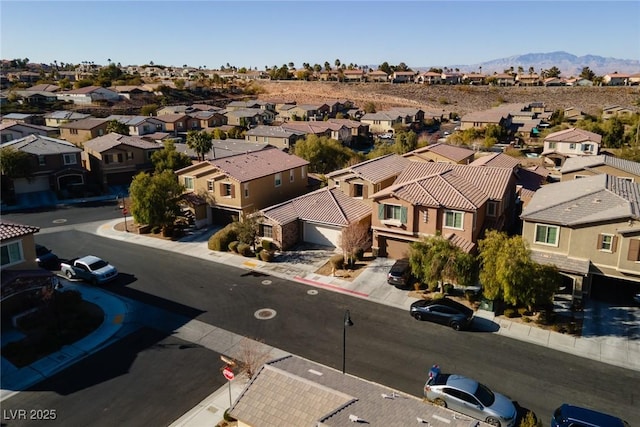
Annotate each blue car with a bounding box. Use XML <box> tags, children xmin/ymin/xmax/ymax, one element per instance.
<box><xmin>551</xmin><ymin>404</ymin><xmax>630</xmax><ymax>427</ymax></box>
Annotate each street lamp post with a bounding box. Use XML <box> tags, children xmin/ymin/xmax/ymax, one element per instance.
<box><xmin>342</xmin><ymin>310</ymin><xmax>354</xmax><ymax>374</ymax></box>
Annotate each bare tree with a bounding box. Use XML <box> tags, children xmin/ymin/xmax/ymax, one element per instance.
<box><xmin>339</xmin><ymin>222</ymin><xmax>371</xmax><ymax>268</ymax></box>
<box><xmin>235</xmin><ymin>337</ymin><xmax>273</xmax><ymax>380</ymax></box>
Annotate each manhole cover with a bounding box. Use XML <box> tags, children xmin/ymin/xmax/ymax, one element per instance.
<box><xmin>307</xmin><ymin>290</ymin><xmax>319</xmax><ymax>295</ymax></box>
<box><xmin>261</xmin><ymin>280</ymin><xmax>272</xmax><ymax>286</ymax></box>
<box><xmin>52</xmin><ymin>219</ymin><xmax>67</xmax><ymax>224</ymax></box>
<box><xmin>254</xmin><ymin>309</ymin><xmax>276</xmax><ymax>320</ymax></box>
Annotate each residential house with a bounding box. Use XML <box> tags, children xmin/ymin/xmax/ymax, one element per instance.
<box><xmin>321</xmin><ymin>99</ymin><xmax>354</xmax><ymax>117</ymax></box>
<box><xmin>560</xmin><ymin>154</ymin><xmax>640</xmax><ymax>182</ymax></box>
<box><xmin>1</xmin><ymin>113</ymin><xmax>39</xmax><ymax>125</ymax></box>
<box><xmin>359</xmin><ymin>111</ymin><xmax>403</xmax><ymax>134</ymax></box>
<box><xmin>24</xmin><ymin>83</ymin><xmax>60</xmax><ymax>93</ymax></box>
<box><xmin>59</xmin><ymin>118</ymin><xmax>109</xmax><ymax>146</ymax></box>
<box><xmin>492</xmin><ymin>73</ymin><xmax>516</xmax><ymax>86</ymax></box>
<box><xmin>459</xmin><ymin>106</ymin><xmax>512</xmax><ymax>131</ymax></box>
<box><xmin>56</xmin><ymin>86</ymin><xmax>120</xmax><ymax>105</ymax></box>
<box><xmin>564</xmin><ymin>78</ymin><xmax>593</xmax><ymax>87</ymax></box>
<box><xmin>326</xmin><ymin>154</ymin><xmax>411</xmax><ymax>208</ymax></box>
<box><xmin>157</xmin><ymin>105</ymin><xmax>196</xmax><ymax>116</ymax></box>
<box><xmin>629</xmin><ymin>72</ymin><xmax>640</xmax><ymax>86</ymax></box>
<box><xmin>602</xmin><ymin>105</ymin><xmax>637</xmax><ymax>120</ymax></box>
<box><xmin>224</xmin><ymin>109</ymin><xmax>270</xmax><ymax>127</ymax></box>
<box><xmin>543</xmin><ymin>77</ymin><xmax>565</xmax><ymax>86</ymax></box>
<box><xmin>0</xmin><ymin>134</ymin><xmax>85</xmax><ymax>199</ymax></box>
<box><xmin>391</xmin><ymin>71</ymin><xmax>416</xmax><ymax>83</ymax></box>
<box><xmin>342</xmin><ymin>68</ymin><xmax>365</xmax><ymax>82</ymax></box>
<box><xmin>326</xmin><ymin>118</ymin><xmax>370</xmax><ymax>140</ymax></box>
<box><xmin>542</xmin><ymin>127</ymin><xmax>601</xmax><ymax>168</ymax></box>
<box><xmin>228</xmin><ymin>355</ymin><xmax>489</xmax><ymax>427</ymax></box>
<box><xmin>603</xmin><ymin>72</ymin><xmax>630</xmax><ymax>86</ymax></box>
<box><xmin>225</xmin><ymin>100</ymin><xmax>264</xmax><ymax>111</ymax></box>
<box><xmin>415</xmin><ymin>71</ymin><xmax>443</xmax><ymax>85</ymax></box>
<box><xmin>188</xmin><ymin>110</ymin><xmax>227</xmax><ymax>130</ymax></box>
<box><xmin>403</xmin><ymin>143</ymin><xmax>475</xmax><ymax>165</ymax></box>
<box><xmin>441</xmin><ymin>71</ymin><xmax>463</xmax><ymax>85</ymax></box>
<box><xmin>156</xmin><ymin>114</ymin><xmax>192</xmax><ymax>138</ymax></box>
<box><xmin>366</xmin><ymin>70</ymin><xmax>389</xmax><ymax>82</ymax></box>
<box><xmin>111</xmin><ymin>85</ymin><xmax>152</xmax><ymax>100</ymax></box>
<box><xmin>520</xmin><ymin>174</ymin><xmax>640</xmax><ymax>302</ymax></box>
<box><xmin>175</xmin><ymin>147</ymin><xmax>310</xmax><ymax>225</ymax></box>
<box><xmin>258</xmin><ymin>186</ymin><xmax>371</xmax><ymax>250</ymax></box>
<box><xmin>1</xmin><ymin>221</ymin><xmax>55</xmax><ymax>320</ymax></box>
<box><xmin>463</xmin><ymin>72</ymin><xmax>486</xmax><ymax>85</ymax></box>
<box><xmin>318</xmin><ymin>70</ymin><xmax>340</xmax><ymax>81</ymax></box>
<box><xmin>83</xmin><ymin>133</ymin><xmax>162</xmax><ymax>190</ymax></box>
<box><xmin>281</xmin><ymin>104</ymin><xmax>329</xmax><ymax>121</ymax></box>
<box><xmin>516</xmin><ymin>73</ymin><xmax>541</xmax><ymax>86</ymax></box>
<box><xmin>14</xmin><ymin>91</ymin><xmax>59</xmax><ymax>105</ymax></box>
<box><xmin>388</xmin><ymin>107</ymin><xmax>425</xmax><ymax>126</ymax></box>
<box><xmin>1</xmin><ymin>122</ymin><xmax>58</xmax><ymax>143</ymax></box>
<box><xmin>370</xmin><ymin>162</ymin><xmax>516</xmax><ymax>258</ymax></box>
<box><xmin>563</xmin><ymin>107</ymin><xmax>586</xmax><ymax>123</ymax></box>
<box><xmin>244</xmin><ymin>125</ymin><xmax>306</xmax><ymax>151</ymax></box>
<box><xmin>281</xmin><ymin>121</ymin><xmax>351</xmax><ymax>144</ymax></box>
<box><xmin>104</xmin><ymin>115</ymin><xmax>166</xmax><ymax>136</ymax></box>
<box><xmin>43</xmin><ymin>111</ymin><xmax>92</xmax><ymax>128</ymax></box>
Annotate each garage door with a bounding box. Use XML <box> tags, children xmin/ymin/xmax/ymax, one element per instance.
<box><xmin>14</xmin><ymin>176</ymin><xmax>50</xmax><ymax>193</ymax></box>
<box><xmin>385</xmin><ymin>238</ymin><xmax>411</xmax><ymax>259</ymax></box>
<box><xmin>303</xmin><ymin>222</ymin><xmax>341</xmax><ymax>248</ymax></box>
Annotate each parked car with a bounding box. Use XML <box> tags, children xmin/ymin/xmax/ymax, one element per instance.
<box><xmin>35</xmin><ymin>244</ymin><xmax>60</xmax><ymax>270</ymax></box>
<box><xmin>60</xmin><ymin>255</ymin><xmax>118</xmax><ymax>285</ymax></box>
<box><xmin>410</xmin><ymin>298</ymin><xmax>474</xmax><ymax>331</ymax></box>
<box><xmin>424</xmin><ymin>365</ymin><xmax>517</xmax><ymax>427</ymax></box>
<box><xmin>387</xmin><ymin>258</ymin><xmax>413</xmax><ymax>288</ymax></box>
<box><xmin>551</xmin><ymin>404</ymin><xmax>630</xmax><ymax>427</ymax></box>
<box><xmin>633</xmin><ymin>293</ymin><xmax>640</xmax><ymax>305</ymax></box>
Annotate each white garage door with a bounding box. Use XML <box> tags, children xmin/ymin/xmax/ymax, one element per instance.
<box><xmin>303</xmin><ymin>222</ymin><xmax>341</xmax><ymax>248</ymax></box>
<box><xmin>14</xmin><ymin>176</ymin><xmax>50</xmax><ymax>193</ymax></box>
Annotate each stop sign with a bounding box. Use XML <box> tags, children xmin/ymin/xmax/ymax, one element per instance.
<box><xmin>223</xmin><ymin>366</ymin><xmax>235</xmax><ymax>381</ymax></box>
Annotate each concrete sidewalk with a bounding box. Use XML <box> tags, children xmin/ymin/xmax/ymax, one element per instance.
<box><xmin>2</xmin><ymin>218</ymin><xmax>638</xmax><ymax>427</ymax></box>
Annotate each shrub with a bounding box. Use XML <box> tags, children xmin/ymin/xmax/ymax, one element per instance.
<box><xmin>237</xmin><ymin>243</ymin><xmax>252</xmax><ymax>257</ymax></box>
<box><xmin>261</xmin><ymin>240</ymin><xmax>272</xmax><ymax>251</ymax></box>
<box><xmin>517</xmin><ymin>307</ymin><xmax>529</xmax><ymax>316</ymax></box>
<box><xmin>464</xmin><ymin>290</ymin><xmax>478</xmax><ymax>303</ymax></box>
<box><xmin>443</xmin><ymin>283</ymin><xmax>454</xmax><ymax>295</ymax></box>
<box><xmin>352</xmin><ymin>247</ymin><xmax>365</xmax><ymax>261</ymax></box>
<box><xmin>259</xmin><ymin>250</ymin><xmax>274</xmax><ymax>262</ymax></box>
<box><xmin>503</xmin><ymin>308</ymin><xmax>517</xmax><ymax>318</ymax></box>
<box><xmin>228</xmin><ymin>241</ymin><xmax>239</xmax><ymax>253</ymax></box>
<box><xmin>329</xmin><ymin>254</ymin><xmax>344</xmax><ymax>270</ymax></box>
<box><xmin>522</xmin><ymin>316</ymin><xmax>531</xmax><ymax>323</ymax></box>
<box><xmin>151</xmin><ymin>226</ymin><xmax>161</xmax><ymax>234</ymax></box>
<box><xmin>208</xmin><ymin>224</ymin><xmax>238</xmax><ymax>251</ymax></box>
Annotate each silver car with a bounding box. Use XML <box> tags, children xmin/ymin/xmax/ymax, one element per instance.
<box><xmin>424</xmin><ymin>365</ymin><xmax>517</xmax><ymax>427</ymax></box>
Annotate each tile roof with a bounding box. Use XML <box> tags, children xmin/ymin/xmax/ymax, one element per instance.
<box><xmin>470</xmin><ymin>152</ymin><xmax>521</xmax><ymax>169</ymax></box>
<box><xmin>280</xmin><ymin>121</ymin><xmax>338</xmax><ymax>134</ymax></box>
<box><xmin>59</xmin><ymin>117</ymin><xmax>108</xmax><ymax>130</ymax></box>
<box><xmin>405</xmin><ymin>143</ymin><xmax>475</xmax><ymax>163</ymax></box>
<box><xmin>327</xmin><ymin>154</ymin><xmax>410</xmax><ymax>183</ymax></box>
<box><xmin>560</xmin><ymin>154</ymin><xmax>640</xmax><ymax>176</ymax></box>
<box><xmin>65</xmin><ymin>85</ymin><xmax>110</xmax><ymax>94</ymax></box>
<box><xmin>155</xmin><ymin>114</ymin><xmax>188</xmax><ymax>123</ymax></box>
<box><xmin>208</xmin><ymin>147</ymin><xmax>309</xmax><ymax>182</ymax></box>
<box><xmin>0</xmin><ymin>221</ymin><xmax>39</xmax><ymax>241</ymax></box>
<box><xmin>245</xmin><ymin>125</ymin><xmax>305</xmax><ymax>138</ymax></box>
<box><xmin>530</xmin><ymin>251</ymin><xmax>590</xmax><ymax>275</ymax></box>
<box><xmin>373</xmin><ymin>169</ymin><xmax>489</xmax><ymax>211</ymax></box>
<box><xmin>83</xmin><ymin>133</ymin><xmax>161</xmax><ymax>152</ymax></box>
<box><xmin>394</xmin><ymin>162</ymin><xmax>514</xmax><ymax>200</ymax></box>
<box><xmin>44</xmin><ymin>111</ymin><xmax>91</xmax><ymax>120</ymax></box>
<box><xmin>1</xmin><ymin>134</ymin><xmax>81</xmax><ymax>155</ymax></box>
<box><xmin>544</xmin><ymin>127</ymin><xmax>602</xmax><ymax>144</ymax></box>
<box><xmin>229</xmin><ymin>355</ymin><xmax>490</xmax><ymax>427</ymax></box>
<box><xmin>0</xmin><ymin>122</ymin><xmax>57</xmax><ymax>132</ymax></box>
<box><xmin>261</xmin><ymin>187</ymin><xmax>371</xmax><ymax>226</ymax></box>
<box><xmin>520</xmin><ymin>174</ymin><xmax>640</xmax><ymax>226</ymax></box>
<box><xmin>360</xmin><ymin>111</ymin><xmax>402</xmax><ymax>121</ymax></box>
<box><xmin>25</xmin><ymin>84</ymin><xmax>60</xmax><ymax>92</ymax></box>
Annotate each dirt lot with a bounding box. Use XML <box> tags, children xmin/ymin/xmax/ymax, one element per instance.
<box><xmin>254</xmin><ymin>81</ymin><xmax>639</xmax><ymax>117</ymax></box>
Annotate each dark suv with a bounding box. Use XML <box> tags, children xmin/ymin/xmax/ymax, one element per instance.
<box><xmin>387</xmin><ymin>259</ymin><xmax>412</xmax><ymax>288</ymax></box>
<box><xmin>410</xmin><ymin>298</ymin><xmax>474</xmax><ymax>331</ymax></box>
<box><xmin>551</xmin><ymin>404</ymin><xmax>630</xmax><ymax>427</ymax></box>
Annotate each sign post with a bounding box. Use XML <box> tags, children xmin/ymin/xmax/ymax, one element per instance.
<box><xmin>121</xmin><ymin>196</ymin><xmax>129</xmax><ymax>232</ymax></box>
<box><xmin>222</xmin><ymin>366</ymin><xmax>235</xmax><ymax>407</ymax></box>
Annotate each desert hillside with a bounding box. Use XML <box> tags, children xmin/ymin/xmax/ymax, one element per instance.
<box><xmin>254</xmin><ymin>81</ymin><xmax>639</xmax><ymax>117</ymax></box>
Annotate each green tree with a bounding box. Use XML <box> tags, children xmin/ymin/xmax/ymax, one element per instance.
<box><xmin>212</xmin><ymin>128</ymin><xmax>227</xmax><ymax>140</ymax></box>
<box><xmin>546</xmin><ymin>66</ymin><xmax>561</xmax><ymax>78</ymax></box>
<box><xmin>602</xmin><ymin>116</ymin><xmax>625</xmax><ymax>148</ymax></box>
<box><xmin>151</xmin><ymin>140</ymin><xmax>193</xmax><ymax>173</ymax></box>
<box><xmin>378</xmin><ymin>62</ymin><xmax>392</xmax><ymax>75</ymax></box>
<box><xmin>129</xmin><ymin>170</ymin><xmax>184</xmax><ymax>229</ymax></box>
<box><xmin>579</xmin><ymin>66</ymin><xmax>596</xmax><ymax>81</ymax></box>
<box><xmin>409</xmin><ymin>235</ymin><xmax>476</xmax><ymax>292</ymax></box>
<box><xmin>292</xmin><ymin>135</ymin><xmax>353</xmax><ymax>174</ymax></box>
<box><xmin>0</xmin><ymin>147</ymin><xmax>32</xmax><ymax>179</ymax></box>
<box><xmin>186</xmin><ymin>130</ymin><xmax>213</xmax><ymax>161</ymax></box>
<box><xmin>174</xmin><ymin>79</ymin><xmax>186</xmax><ymax>90</ymax></box>
<box><xmin>140</xmin><ymin>104</ymin><xmax>158</xmax><ymax>116</ymax></box>
<box><xmin>363</xmin><ymin>102</ymin><xmax>376</xmax><ymax>113</ymax></box>
<box><xmin>235</xmin><ymin>212</ymin><xmax>260</xmax><ymax>251</ymax></box>
<box><xmin>106</xmin><ymin>119</ymin><xmax>130</xmax><ymax>135</ymax></box>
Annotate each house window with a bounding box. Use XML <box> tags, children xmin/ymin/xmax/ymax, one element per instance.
<box><xmin>621</xmin><ymin>177</ymin><xmax>634</xmax><ymax>183</ymax></box>
<box><xmin>263</xmin><ymin>136</ymin><xmax>269</xmax><ymax>143</ymax></box>
<box><xmin>274</xmin><ymin>173</ymin><xmax>282</xmax><ymax>187</ymax></box>
<box><xmin>126</xmin><ymin>152</ymin><xmax>134</xmax><ymax>160</ymax></box>
<box><xmin>422</xmin><ymin>211</ymin><xmax>428</xmax><ymax>223</ymax></box>
<box><xmin>597</xmin><ymin>234</ymin><xmax>616</xmax><ymax>252</ymax></box>
<box><xmin>574</xmin><ymin>175</ymin><xmax>587</xmax><ymax>179</ymax></box>
<box><xmin>63</xmin><ymin>153</ymin><xmax>77</xmax><ymax>165</ymax></box>
<box><xmin>444</xmin><ymin>210</ymin><xmax>464</xmax><ymax>229</ymax></box>
<box><xmin>628</xmin><ymin>239</ymin><xmax>640</xmax><ymax>262</ymax></box>
<box><xmin>143</xmin><ymin>125</ymin><xmax>150</xmax><ymax>133</ymax></box>
<box><xmin>353</xmin><ymin>183</ymin><xmax>364</xmax><ymax>198</ymax></box>
<box><xmin>244</xmin><ymin>183</ymin><xmax>249</xmax><ymax>198</ymax></box>
<box><xmin>70</xmin><ymin>129</ymin><xmax>79</xmax><ymax>135</ymax></box>
<box><xmin>207</xmin><ymin>180</ymin><xmax>214</xmax><ymax>192</ymax></box>
<box><xmin>177</xmin><ymin>122</ymin><xmax>184</xmax><ymax>129</ymax></box>
<box><xmin>223</xmin><ymin>183</ymin><xmax>232</xmax><ymax>197</ymax></box>
<box><xmin>1</xmin><ymin>241</ymin><xmax>23</xmax><ymax>267</ymax></box>
<box><xmin>301</xmin><ymin>165</ymin><xmax>307</xmax><ymax>179</ymax></box>
<box><xmin>334</xmin><ymin>180</ymin><xmax>340</xmax><ymax>187</ymax></box>
<box><xmin>260</xmin><ymin>224</ymin><xmax>273</xmax><ymax>239</ymax></box>
<box><xmin>38</xmin><ymin>155</ymin><xmax>46</xmax><ymax>166</ymax></box>
<box><xmin>569</xmin><ymin>143</ymin><xmax>576</xmax><ymax>150</ymax></box>
<box><xmin>486</xmin><ymin>201</ymin><xmax>497</xmax><ymax>217</ymax></box>
<box><xmin>381</xmin><ymin>204</ymin><xmax>407</xmax><ymax>224</ymax></box>
<box><xmin>548</xmin><ymin>142</ymin><xmax>556</xmax><ymax>149</ymax></box>
<box><xmin>290</xmin><ymin>170</ymin><xmax>294</xmax><ymax>183</ymax></box>
<box><xmin>534</xmin><ymin>224</ymin><xmax>559</xmax><ymax>246</ymax></box>
<box><xmin>582</xmin><ymin>144</ymin><xmax>593</xmax><ymax>152</ymax></box>
<box><xmin>98</xmin><ymin>129</ymin><xmax>104</xmax><ymax>136</ymax></box>
<box><xmin>184</xmin><ymin>176</ymin><xmax>194</xmax><ymax>190</ymax></box>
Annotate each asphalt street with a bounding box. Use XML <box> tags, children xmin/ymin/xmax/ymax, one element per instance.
<box><xmin>20</xmin><ymin>226</ymin><xmax>640</xmax><ymax>425</ymax></box>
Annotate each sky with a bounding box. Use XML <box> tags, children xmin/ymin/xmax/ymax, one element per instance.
<box><xmin>1</xmin><ymin>1</ymin><xmax>639</xmax><ymax>70</ymax></box>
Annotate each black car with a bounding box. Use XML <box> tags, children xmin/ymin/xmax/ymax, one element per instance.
<box><xmin>409</xmin><ymin>298</ymin><xmax>474</xmax><ymax>331</ymax></box>
<box><xmin>35</xmin><ymin>244</ymin><xmax>60</xmax><ymax>270</ymax></box>
<box><xmin>387</xmin><ymin>259</ymin><xmax>413</xmax><ymax>288</ymax></box>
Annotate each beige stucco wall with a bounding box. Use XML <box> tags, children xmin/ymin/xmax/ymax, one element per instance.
<box><xmin>561</xmin><ymin>165</ymin><xmax>640</xmax><ymax>182</ymax></box>
<box><xmin>2</xmin><ymin>234</ymin><xmax>38</xmax><ymax>270</ymax></box>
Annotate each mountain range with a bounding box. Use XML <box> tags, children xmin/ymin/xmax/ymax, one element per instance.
<box><xmin>441</xmin><ymin>51</ymin><xmax>640</xmax><ymax>76</ymax></box>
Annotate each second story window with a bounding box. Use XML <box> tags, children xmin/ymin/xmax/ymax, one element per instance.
<box><xmin>126</xmin><ymin>152</ymin><xmax>134</xmax><ymax>161</ymax></box>
<box><xmin>486</xmin><ymin>201</ymin><xmax>497</xmax><ymax>217</ymax></box>
<box><xmin>597</xmin><ymin>234</ymin><xmax>616</xmax><ymax>252</ymax></box>
<box><xmin>70</xmin><ymin>129</ymin><xmax>79</xmax><ymax>135</ymax></box>
<box><xmin>223</xmin><ymin>183</ymin><xmax>233</xmax><ymax>197</ymax></box>
<box><xmin>301</xmin><ymin>165</ymin><xmax>307</xmax><ymax>179</ymax></box>
<box><xmin>548</xmin><ymin>142</ymin><xmax>556</xmax><ymax>149</ymax></box>
<box><xmin>444</xmin><ymin>210</ymin><xmax>463</xmax><ymax>230</ymax></box>
<box><xmin>244</xmin><ymin>183</ymin><xmax>249</xmax><ymax>198</ymax></box>
<box><xmin>38</xmin><ymin>155</ymin><xmax>46</xmax><ymax>166</ymax></box>
<box><xmin>290</xmin><ymin>170</ymin><xmax>294</xmax><ymax>183</ymax></box>
<box><xmin>63</xmin><ymin>153</ymin><xmax>77</xmax><ymax>165</ymax></box>
<box><xmin>260</xmin><ymin>224</ymin><xmax>273</xmax><ymax>239</ymax></box>
<box><xmin>184</xmin><ymin>176</ymin><xmax>194</xmax><ymax>190</ymax></box>
<box><xmin>353</xmin><ymin>183</ymin><xmax>364</xmax><ymax>198</ymax></box>
<box><xmin>275</xmin><ymin>173</ymin><xmax>282</xmax><ymax>187</ymax></box>
<box><xmin>207</xmin><ymin>180</ymin><xmax>214</xmax><ymax>192</ymax></box>
<box><xmin>534</xmin><ymin>224</ymin><xmax>558</xmax><ymax>246</ymax></box>
<box><xmin>628</xmin><ymin>239</ymin><xmax>640</xmax><ymax>262</ymax></box>
<box><xmin>1</xmin><ymin>241</ymin><xmax>23</xmax><ymax>267</ymax></box>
